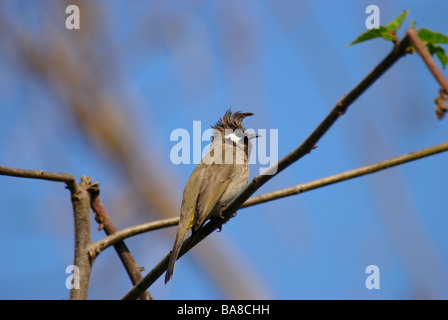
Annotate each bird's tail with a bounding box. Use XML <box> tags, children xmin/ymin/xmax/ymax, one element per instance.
<box><xmin>165</xmin><ymin>219</ymin><xmax>190</xmax><ymax>284</ymax></box>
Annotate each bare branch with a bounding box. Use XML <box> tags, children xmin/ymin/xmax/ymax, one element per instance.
<box><xmin>0</xmin><ymin>166</ymin><xmax>92</xmax><ymax>298</ymax></box>
<box><xmin>243</xmin><ymin>141</ymin><xmax>448</xmax><ymax>208</ymax></box>
<box><xmin>0</xmin><ymin>165</ymin><xmax>152</xmax><ymax>299</ymax></box>
<box><xmin>69</xmin><ymin>176</ymin><xmax>94</xmax><ymax>300</ymax></box>
<box><xmin>0</xmin><ymin>165</ymin><xmax>76</xmax><ymax>189</ymax></box>
<box><xmin>121</xmin><ymin>33</ymin><xmax>413</xmax><ymax>300</ymax></box>
<box><xmin>89</xmin><ymin>217</ymin><xmax>179</xmax><ymax>257</ymax></box>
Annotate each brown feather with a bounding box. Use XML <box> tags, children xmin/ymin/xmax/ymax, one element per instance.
<box><xmin>212</xmin><ymin>109</ymin><xmax>254</xmax><ymax>132</ymax></box>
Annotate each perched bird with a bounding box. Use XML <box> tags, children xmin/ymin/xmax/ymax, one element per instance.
<box><xmin>165</xmin><ymin>109</ymin><xmax>258</xmax><ymax>284</ymax></box>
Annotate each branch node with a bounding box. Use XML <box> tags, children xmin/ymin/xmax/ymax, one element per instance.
<box><xmin>336</xmin><ymin>100</ymin><xmax>346</xmax><ymax>115</ymax></box>
<box><xmin>435</xmin><ymin>88</ymin><xmax>448</xmax><ymax>119</ymax></box>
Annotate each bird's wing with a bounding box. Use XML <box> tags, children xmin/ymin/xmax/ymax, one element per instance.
<box><xmin>179</xmin><ymin>162</ymin><xmax>205</xmax><ymax>227</ymax></box>
<box><xmin>194</xmin><ymin>163</ymin><xmax>233</xmax><ymax>230</ymax></box>
<box><xmin>166</xmin><ymin>163</ymin><xmax>206</xmax><ymax>284</ymax></box>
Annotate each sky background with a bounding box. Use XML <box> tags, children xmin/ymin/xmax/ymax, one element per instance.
<box><xmin>0</xmin><ymin>0</ymin><xmax>448</xmax><ymax>300</ymax></box>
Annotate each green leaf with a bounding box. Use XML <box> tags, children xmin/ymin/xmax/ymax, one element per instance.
<box><xmin>435</xmin><ymin>50</ymin><xmax>448</xmax><ymax>68</ymax></box>
<box><xmin>348</xmin><ymin>10</ymin><xmax>408</xmax><ymax>46</ymax></box>
<box><xmin>426</xmin><ymin>43</ymin><xmax>448</xmax><ymax>68</ymax></box>
<box><xmin>410</xmin><ymin>20</ymin><xmax>417</xmax><ymax>29</ymax></box>
<box><xmin>417</xmin><ymin>28</ymin><xmax>448</xmax><ymax>68</ymax></box>
<box><xmin>418</xmin><ymin>28</ymin><xmax>448</xmax><ymax>44</ymax></box>
<box><xmin>380</xmin><ymin>30</ymin><xmax>397</xmax><ymax>42</ymax></box>
<box><xmin>347</xmin><ymin>26</ymin><xmax>388</xmax><ymax>46</ymax></box>
<box><xmin>386</xmin><ymin>10</ymin><xmax>409</xmax><ymax>31</ymax></box>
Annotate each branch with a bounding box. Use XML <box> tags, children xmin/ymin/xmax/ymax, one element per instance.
<box><xmin>242</xmin><ymin>141</ymin><xmax>448</xmax><ymax>208</ymax></box>
<box><xmin>0</xmin><ymin>165</ymin><xmax>151</xmax><ymax>299</ymax></box>
<box><xmin>88</xmin><ymin>192</ymin><xmax>152</xmax><ymax>300</ymax></box>
<box><xmin>69</xmin><ymin>176</ymin><xmax>94</xmax><ymax>300</ymax></box>
<box><xmin>407</xmin><ymin>28</ymin><xmax>448</xmax><ymax>94</ymax></box>
<box><xmin>89</xmin><ymin>217</ymin><xmax>179</xmax><ymax>256</ymax></box>
<box><xmin>0</xmin><ymin>166</ymin><xmax>92</xmax><ymax>299</ymax></box>
<box><xmin>121</xmin><ymin>33</ymin><xmax>412</xmax><ymax>300</ymax></box>
<box><xmin>0</xmin><ymin>165</ymin><xmax>76</xmax><ymax>189</ymax></box>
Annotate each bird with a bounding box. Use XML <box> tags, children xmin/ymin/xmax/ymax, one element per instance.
<box><xmin>165</xmin><ymin>109</ymin><xmax>258</xmax><ymax>284</ymax></box>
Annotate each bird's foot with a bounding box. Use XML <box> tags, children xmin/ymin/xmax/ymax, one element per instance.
<box><xmin>218</xmin><ymin>204</ymin><xmax>228</xmax><ymax>220</ymax></box>
<box><xmin>216</xmin><ymin>206</ymin><xmax>238</xmax><ymax>232</ymax></box>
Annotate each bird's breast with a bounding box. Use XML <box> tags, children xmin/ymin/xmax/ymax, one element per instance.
<box><xmin>219</xmin><ymin>165</ymin><xmax>249</xmax><ymax>204</ymax></box>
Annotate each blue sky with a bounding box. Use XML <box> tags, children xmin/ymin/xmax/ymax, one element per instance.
<box><xmin>0</xmin><ymin>0</ymin><xmax>448</xmax><ymax>299</ymax></box>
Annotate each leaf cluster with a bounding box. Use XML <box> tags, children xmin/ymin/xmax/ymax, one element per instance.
<box><xmin>349</xmin><ymin>10</ymin><xmax>448</xmax><ymax>68</ymax></box>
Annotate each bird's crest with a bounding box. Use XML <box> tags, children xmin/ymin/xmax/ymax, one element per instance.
<box><xmin>212</xmin><ymin>109</ymin><xmax>253</xmax><ymax>133</ymax></box>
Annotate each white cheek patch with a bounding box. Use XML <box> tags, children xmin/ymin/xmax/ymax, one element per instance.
<box><xmin>225</xmin><ymin>133</ymin><xmax>242</xmax><ymax>143</ymax></box>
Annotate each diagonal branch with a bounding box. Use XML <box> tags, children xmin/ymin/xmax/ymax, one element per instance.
<box><xmin>407</xmin><ymin>28</ymin><xmax>448</xmax><ymax>94</ymax></box>
<box><xmin>88</xmin><ymin>192</ymin><xmax>152</xmax><ymax>300</ymax></box>
<box><xmin>121</xmin><ymin>33</ymin><xmax>413</xmax><ymax>300</ymax></box>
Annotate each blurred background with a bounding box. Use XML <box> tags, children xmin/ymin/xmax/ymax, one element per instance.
<box><xmin>0</xmin><ymin>0</ymin><xmax>447</xmax><ymax>299</ymax></box>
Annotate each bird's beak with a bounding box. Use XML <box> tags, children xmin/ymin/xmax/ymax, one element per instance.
<box><xmin>247</xmin><ymin>133</ymin><xmax>260</xmax><ymax>140</ymax></box>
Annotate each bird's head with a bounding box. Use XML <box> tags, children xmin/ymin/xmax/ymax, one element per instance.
<box><xmin>212</xmin><ymin>109</ymin><xmax>259</xmax><ymax>149</ymax></box>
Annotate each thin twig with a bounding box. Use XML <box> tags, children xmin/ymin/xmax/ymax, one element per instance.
<box><xmin>89</xmin><ymin>217</ymin><xmax>179</xmax><ymax>257</ymax></box>
<box><xmin>0</xmin><ymin>165</ymin><xmax>76</xmax><ymax>189</ymax></box>
<box><xmin>121</xmin><ymin>33</ymin><xmax>412</xmax><ymax>300</ymax></box>
<box><xmin>407</xmin><ymin>28</ymin><xmax>448</xmax><ymax>94</ymax></box>
<box><xmin>243</xmin><ymin>141</ymin><xmax>448</xmax><ymax>208</ymax></box>
<box><xmin>88</xmin><ymin>193</ymin><xmax>152</xmax><ymax>300</ymax></box>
